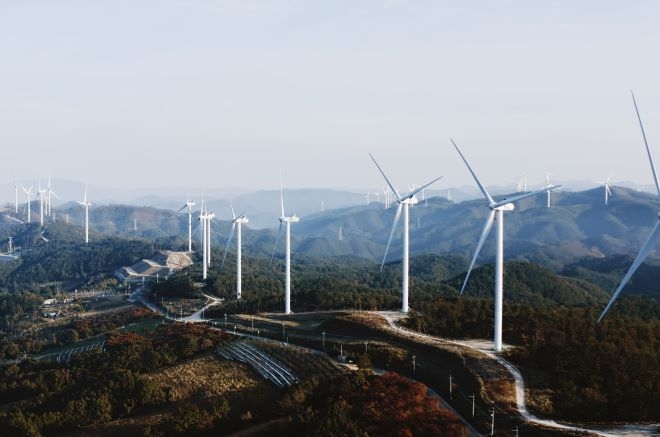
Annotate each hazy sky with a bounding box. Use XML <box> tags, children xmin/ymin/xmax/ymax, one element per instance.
<box><xmin>2</xmin><ymin>1</ymin><xmax>660</xmax><ymax>198</ymax></box>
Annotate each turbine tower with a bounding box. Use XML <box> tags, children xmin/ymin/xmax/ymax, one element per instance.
<box><xmin>38</xmin><ymin>183</ymin><xmax>47</xmax><ymax>226</ymax></box>
<box><xmin>599</xmin><ymin>92</ymin><xmax>660</xmax><ymax>321</ymax></box>
<box><xmin>206</xmin><ymin>210</ymin><xmax>215</xmax><ymax>268</ymax></box>
<box><xmin>369</xmin><ymin>153</ymin><xmax>442</xmax><ymax>313</ymax></box>
<box><xmin>453</xmin><ymin>139</ymin><xmax>558</xmax><ymax>351</ymax></box>
<box><xmin>272</xmin><ymin>182</ymin><xmax>299</xmax><ymax>314</ymax></box>
<box><xmin>545</xmin><ymin>173</ymin><xmax>553</xmax><ymax>207</ymax></box>
<box><xmin>21</xmin><ymin>185</ymin><xmax>34</xmax><ymax>223</ymax></box>
<box><xmin>46</xmin><ymin>174</ymin><xmax>59</xmax><ymax>217</ymax></box>
<box><xmin>199</xmin><ymin>199</ymin><xmax>209</xmax><ymax>280</ymax></box>
<box><xmin>177</xmin><ymin>198</ymin><xmax>196</xmax><ymax>252</ymax></box>
<box><xmin>221</xmin><ymin>202</ymin><xmax>248</xmax><ymax>300</ymax></box>
<box><xmin>77</xmin><ymin>186</ymin><xmax>91</xmax><ymax>244</ymax></box>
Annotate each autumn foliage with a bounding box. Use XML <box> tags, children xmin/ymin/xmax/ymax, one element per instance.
<box><xmin>346</xmin><ymin>372</ymin><xmax>468</xmax><ymax>437</ymax></box>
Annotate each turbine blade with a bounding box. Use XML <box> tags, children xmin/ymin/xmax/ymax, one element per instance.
<box><xmin>369</xmin><ymin>153</ymin><xmax>402</xmax><ymax>201</ymax></box>
<box><xmin>176</xmin><ymin>204</ymin><xmax>187</xmax><ymax>214</ymax></box>
<box><xmin>270</xmin><ymin>222</ymin><xmax>284</xmax><ymax>265</ymax></box>
<box><xmin>381</xmin><ymin>203</ymin><xmax>403</xmax><ymax>270</ymax></box>
<box><xmin>220</xmin><ymin>224</ymin><xmax>235</xmax><ymax>270</ymax></box>
<box><xmin>280</xmin><ymin>182</ymin><xmax>285</xmax><ymax>218</ymax></box>
<box><xmin>598</xmin><ymin>219</ymin><xmax>660</xmax><ymax>322</ymax></box>
<box><xmin>451</xmin><ymin>139</ymin><xmax>494</xmax><ymax>204</ymax></box>
<box><xmin>460</xmin><ymin>210</ymin><xmax>496</xmax><ymax>294</ymax></box>
<box><xmin>230</xmin><ymin>201</ymin><xmax>236</xmax><ymax>220</ymax></box>
<box><xmin>490</xmin><ymin>185</ymin><xmax>562</xmax><ymax>209</ymax></box>
<box><xmin>404</xmin><ymin>176</ymin><xmax>443</xmax><ymax>201</ymax></box>
<box><xmin>631</xmin><ymin>91</ymin><xmax>660</xmax><ymax>201</ymax></box>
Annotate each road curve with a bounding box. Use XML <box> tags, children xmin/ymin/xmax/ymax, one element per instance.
<box><xmin>378</xmin><ymin>311</ymin><xmax>659</xmax><ymax>437</ymax></box>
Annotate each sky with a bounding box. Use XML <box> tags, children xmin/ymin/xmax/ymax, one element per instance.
<box><xmin>2</xmin><ymin>1</ymin><xmax>660</xmax><ymax>201</ymax></box>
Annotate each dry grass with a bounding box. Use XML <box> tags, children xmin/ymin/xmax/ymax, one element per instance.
<box><xmin>71</xmin><ymin>355</ymin><xmax>278</xmax><ymax>436</ymax></box>
<box><xmin>338</xmin><ymin>311</ymin><xmax>389</xmax><ymax>329</ymax></box>
<box><xmin>146</xmin><ymin>355</ymin><xmax>261</xmax><ymax>401</ymax></box>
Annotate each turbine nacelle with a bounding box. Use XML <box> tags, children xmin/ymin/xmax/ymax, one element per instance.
<box><xmin>280</xmin><ymin>215</ymin><xmax>299</xmax><ymax>224</ymax></box>
<box><xmin>492</xmin><ymin>203</ymin><xmax>515</xmax><ymax>211</ymax></box>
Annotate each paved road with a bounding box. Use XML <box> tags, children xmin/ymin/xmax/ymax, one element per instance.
<box><xmin>379</xmin><ymin>311</ymin><xmax>660</xmax><ymax>437</ymax></box>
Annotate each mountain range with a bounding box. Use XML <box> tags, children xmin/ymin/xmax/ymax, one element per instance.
<box><xmin>2</xmin><ymin>185</ymin><xmax>658</xmax><ymax>273</ymax></box>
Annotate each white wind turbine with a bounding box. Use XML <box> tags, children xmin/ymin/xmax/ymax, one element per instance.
<box><xmin>177</xmin><ymin>198</ymin><xmax>196</xmax><ymax>252</ymax></box>
<box><xmin>46</xmin><ymin>174</ymin><xmax>59</xmax><ymax>217</ymax></box>
<box><xmin>77</xmin><ymin>186</ymin><xmax>92</xmax><ymax>244</ymax></box>
<box><xmin>370</xmin><ymin>153</ymin><xmax>443</xmax><ymax>313</ymax></box>
<box><xmin>198</xmin><ymin>198</ymin><xmax>210</xmax><ymax>280</ymax></box>
<box><xmin>453</xmin><ymin>139</ymin><xmax>559</xmax><ymax>351</ymax></box>
<box><xmin>383</xmin><ymin>188</ymin><xmax>390</xmax><ymax>208</ymax></box>
<box><xmin>221</xmin><ymin>202</ymin><xmax>248</xmax><ymax>300</ymax></box>
<box><xmin>271</xmin><ymin>182</ymin><xmax>299</xmax><ymax>314</ymax></box>
<box><xmin>599</xmin><ymin>92</ymin><xmax>660</xmax><ymax>321</ymax></box>
<box><xmin>38</xmin><ymin>183</ymin><xmax>47</xmax><ymax>226</ymax></box>
<box><xmin>545</xmin><ymin>173</ymin><xmax>553</xmax><ymax>207</ymax></box>
<box><xmin>206</xmin><ymin>210</ymin><xmax>215</xmax><ymax>268</ymax></box>
<box><xmin>21</xmin><ymin>185</ymin><xmax>34</xmax><ymax>223</ymax></box>
<box><xmin>601</xmin><ymin>174</ymin><xmax>613</xmax><ymax>206</ymax></box>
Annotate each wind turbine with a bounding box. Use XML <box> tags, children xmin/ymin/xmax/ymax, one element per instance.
<box><xmin>198</xmin><ymin>198</ymin><xmax>209</xmax><ymax>280</ymax></box>
<box><xmin>452</xmin><ymin>139</ymin><xmax>559</xmax><ymax>351</ymax></box>
<box><xmin>545</xmin><ymin>173</ymin><xmax>553</xmax><ymax>207</ymax></box>
<box><xmin>599</xmin><ymin>92</ymin><xmax>660</xmax><ymax>321</ymax></box>
<box><xmin>221</xmin><ymin>202</ymin><xmax>248</xmax><ymax>300</ymax></box>
<box><xmin>21</xmin><ymin>185</ymin><xmax>34</xmax><ymax>223</ymax></box>
<box><xmin>38</xmin><ymin>183</ymin><xmax>47</xmax><ymax>226</ymax></box>
<box><xmin>272</xmin><ymin>181</ymin><xmax>299</xmax><ymax>314</ymax></box>
<box><xmin>369</xmin><ymin>153</ymin><xmax>442</xmax><ymax>313</ymax></box>
<box><xmin>46</xmin><ymin>174</ymin><xmax>59</xmax><ymax>217</ymax></box>
<box><xmin>383</xmin><ymin>188</ymin><xmax>390</xmax><ymax>208</ymax></box>
<box><xmin>600</xmin><ymin>174</ymin><xmax>613</xmax><ymax>206</ymax></box>
<box><xmin>77</xmin><ymin>186</ymin><xmax>91</xmax><ymax>244</ymax></box>
<box><xmin>177</xmin><ymin>198</ymin><xmax>196</xmax><ymax>252</ymax></box>
<box><xmin>206</xmin><ymin>210</ymin><xmax>215</xmax><ymax>267</ymax></box>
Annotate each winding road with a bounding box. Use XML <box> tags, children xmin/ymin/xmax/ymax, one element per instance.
<box><xmin>379</xmin><ymin>311</ymin><xmax>659</xmax><ymax>437</ymax></box>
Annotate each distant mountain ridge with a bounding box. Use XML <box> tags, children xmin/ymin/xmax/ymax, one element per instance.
<box><xmin>2</xmin><ymin>186</ymin><xmax>658</xmax><ymax>275</ymax></box>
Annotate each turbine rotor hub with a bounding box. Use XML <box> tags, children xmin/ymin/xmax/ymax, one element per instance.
<box><xmin>493</xmin><ymin>203</ymin><xmax>515</xmax><ymax>211</ymax></box>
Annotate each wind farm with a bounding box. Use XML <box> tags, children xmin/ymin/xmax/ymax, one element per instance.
<box><xmin>1</xmin><ymin>143</ymin><xmax>660</xmax><ymax>435</ymax></box>
<box><xmin>4</xmin><ymin>2</ymin><xmax>660</xmax><ymax>434</ymax></box>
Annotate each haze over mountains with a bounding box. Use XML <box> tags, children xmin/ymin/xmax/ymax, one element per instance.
<box><xmin>4</xmin><ymin>184</ymin><xmax>659</xmax><ymax>278</ymax></box>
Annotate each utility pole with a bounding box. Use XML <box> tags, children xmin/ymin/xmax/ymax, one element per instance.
<box><xmin>364</xmin><ymin>340</ymin><xmax>368</xmax><ymax>352</ymax></box>
<box><xmin>322</xmin><ymin>331</ymin><xmax>326</xmax><ymax>349</ymax></box>
<box><xmin>412</xmin><ymin>355</ymin><xmax>416</xmax><ymax>376</ymax></box>
<box><xmin>469</xmin><ymin>393</ymin><xmax>475</xmax><ymax>417</ymax></box>
<box><xmin>449</xmin><ymin>374</ymin><xmax>453</xmax><ymax>400</ymax></box>
<box><xmin>490</xmin><ymin>405</ymin><xmax>495</xmax><ymax>436</ymax></box>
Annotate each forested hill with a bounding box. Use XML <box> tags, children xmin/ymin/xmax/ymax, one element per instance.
<box><xmin>34</xmin><ymin>186</ymin><xmax>660</xmax><ymax>269</ymax></box>
<box><xmin>2</xmin><ymin>185</ymin><xmax>660</xmax><ymax>297</ymax></box>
